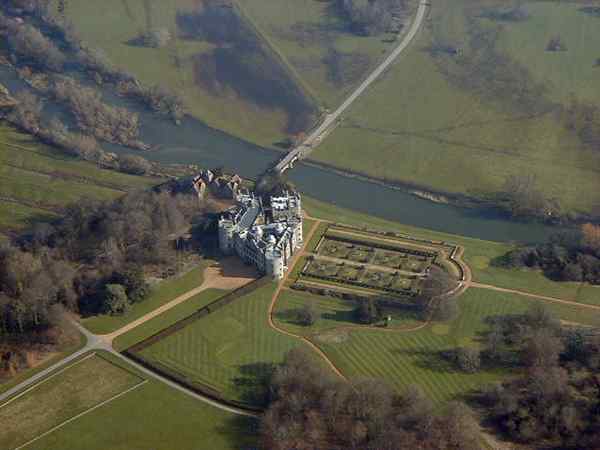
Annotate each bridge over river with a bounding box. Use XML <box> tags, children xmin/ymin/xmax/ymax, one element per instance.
<box><xmin>274</xmin><ymin>0</ymin><xmax>430</xmax><ymax>173</ymax></box>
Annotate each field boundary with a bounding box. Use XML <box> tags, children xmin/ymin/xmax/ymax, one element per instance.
<box><xmin>0</xmin><ymin>353</ymin><xmax>96</xmax><ymax>409</ymax></box>
<box><xmin>125</xmin><ymin>277</ymin><xmax>270</xmax><ymax>354</ymax></box>
<box><xmin>123</xmin><ymin>351</ymin><xmax>263</xmax><ymax>414</ymax></box>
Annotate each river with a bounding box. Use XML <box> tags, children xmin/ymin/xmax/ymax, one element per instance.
<box><xmin>0</xmin><ymin>67</ymin><xmax>558</xmax><ymax>244</ymax></box>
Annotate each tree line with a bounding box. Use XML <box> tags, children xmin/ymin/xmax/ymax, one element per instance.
<box><xmin>260</xmin><ymin>347</ymin><xmax>483</xmax><ymax>450</ymax></box>
<box><xmin>335</xmin><ymin>0</ymin><xmax>407</xmax><ymax>36</ymax></box>
<box><xmin>500</xmin><ymin>223</ymin><xmax>600</xmax><ymax>284</ymax></box>
<box><xmin>479</xmin><ymin>305</ymin><xmax>600</xmax><ymax>448</ymax></box>
<box><xmin>6</xmin><ymin>89</ymin><xmax>153</xmax><ymax>176</ymax></box>
<box><xmin>1</xmin><ymin>189</ymin><xmax>213</xmax><ymax>340</ymax></box>
<box><xmin>0</xmin><ymin>0</ymin><xmax>186</xmax><ymax>157</ymax></box>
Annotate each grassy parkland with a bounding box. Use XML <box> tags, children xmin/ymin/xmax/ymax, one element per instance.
<box><xmin>4</xmin><ymin>194</ymin><xmax>600</xmax><ymax>447</ymax></box>
<box><xmin>310</xmin><ymin>0</ymin><xmax>600</xmax><ymax>217</ymax></box>
<box><xmin>0</xmin><ymin>123</ymin><xmax>156</xmax><ymax>235</ymax></box>
<box><xmin>132</xmin><ymin>282</ymin><xmax>304</xmax><ymax>406</ymax></box>
<box><xmin>318</xmin><ymin>287</ymin><xmax>600</xmax><ymax>404</ymax></box>
<box><xmin>55</xmin><ymin>0</ymin><xmax>318</xmax><ymax>148</ymax></box>
<box><xmin>111</xmin><ymin>197</ymin><xmax>600</xmax><ymax>410</ymax></box>
<box><xmin>235</xmin><ymin>0</ymin><xmax>414</xmax><ymax>108</ymax></box>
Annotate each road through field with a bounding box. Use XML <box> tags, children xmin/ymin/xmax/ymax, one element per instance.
<box><xmin>275</xmin><ymin>0</ymin><xmax>430</xmax><ymax>172</ymax></box>
<box><xmin>0</xmin><ymin>262</ymin><xmax>259</xmax><ymax>418</ymax></box>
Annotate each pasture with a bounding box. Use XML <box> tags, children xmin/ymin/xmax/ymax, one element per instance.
<box><xmin>0</xmin><ymin>353</ymin><xmax>143</xmax><ymax>450</ymax></box>
<box><xmin>317</xmin><ymin>287</ymin><xmax>600</xmax><ymax>403</ymax></box>
<box><xmin>56</xmin><ymin>0</ymin><xmax>316</xmax><ymax>147</ymax></box>
<box><xmin>236</xmin><ymin>0</ymin><xmax>412</xmax><ymax>108</ymax></box>
<box><xmin>137</xmin><ymin>282</ymin><xmax>304</xmax><ymax>405</ymax></box>
<box><xmin>310</xmin><ymin>0</ymin><xmax>600</xmax><ymax>216</ymax></box>
<box><xmin>497</xmin><ymin>2</ymin><xmax>600</xmax><ymax>104</ymax></box>
<box><xmin>0</xmin><ymin>123</ymin><xmax>156</xmax><ymax>234</ymax></box>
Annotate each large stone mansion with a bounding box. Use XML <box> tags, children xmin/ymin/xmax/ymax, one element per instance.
<box><xmin>218</xmin><ymin>190</ymin><xmax>303</xmax><ymax>279</ymax></box>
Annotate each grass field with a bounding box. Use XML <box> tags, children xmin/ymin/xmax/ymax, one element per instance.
<box><xmin>57</xmin><ymin>0</ymin><xmax>313</xmax><ymax>148</ymax></box>
<box><xmin>113</xmin><ymin>288</ymin><xmax>226</xmax><ymax>351</ymax></box>
<box><xmin>138</xmin><ymin>282</ymin><xmax>304</xmax><ymax>405</ymax></box>
<box><xmin>304</xmin><ymin>197</ymin><xmax>600</xmax><ymax>305</ymax></box>
<box><xmin>498</xmin><ymin>2</ymin><xmax>600</xmax><ymax>104</ymax></box>
<box><xmin>274</xmin><ymin>288</ymin><xmax>423</xmax><ymax>336</ymax></box>
<box><xmin>9</xmin><ymin>352</ymin><xmax>257</xmax><ymax>450</ymax></box>
<box><xmin>317</xmin><ymin>287</ymin><xmax>600</xmax><ymax>403</ymax></box>
<box><xmin>310</xmin><ymin>0</ymin><xmax>600</xmax><ymax>216</ymax></box>
<box><xmin>236</xmin><ymin>0</ymin><xmax>410</xmax><ymax>108</ymax></box>
<box><xmin>83</xmin><ymin>263</ymin><xmax>209</xmax><ymax>335</ymax></box>
<box><xmin>0</xmin><ymin>353</ymin><xmax>142</xmax><ymax>450</ymax></box>
<box><xmin>0</xmin><ymin>123</ymin><xmax>157</xmax><ymax>233</ymax></box>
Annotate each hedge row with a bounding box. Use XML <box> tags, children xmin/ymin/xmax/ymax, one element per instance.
<box><xmin>291</xmin><ymin>283</ymin><xmax>419</xmax><ymax>310</ymax></box>
<box><xmin>300</xmin><ymin>271</ymin><xmax>417</xmax><ymax>297</ymax></box>
<box><xmin>124</xmin><ymin>351</ymin><xmax>263</xmax><ymax>413</ymax></box>
<box><xmin>323</xmin><ymin>233</ymin><xmax>437</xmax><ymax>259</ymax></box>
<box><xmin>125</xmin><ymin>277</ymin><xmax>271</xmax><ymax>354</ymax></box>
<box><xmin>330</xmin><ymin>223</ymin><xmax>456</xmax><ymax>251</ymax></box>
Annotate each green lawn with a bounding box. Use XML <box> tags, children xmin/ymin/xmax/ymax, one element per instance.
<box><xmin>113</xmin><ymin>288</ymin><xmax>226</xmax><ymax>351</ymax></box>
<box><xmin>138</xmin><ymin>282</ymin><xmax>304</xmax><ymax>405</ymax></box>
<box><xmin>310</xmin><ymin>0</ymin><xmax>600</xmax><ymax>216</ymax></box>
<box><xmin>305</xmin><ymin>221</ymin><xmax>329</xmax><ymax>252</ymax></box>
<box><xmin>302</xmin><ymin>217</ymin><xmax>316</xmax><ymax>241</ymax></box>
<box><xmin>0</xmin><ymin>123</ymin><xmax>157</xmax><ymax>232</ymax></box>
<box><xmin>574</xmin><ymin>284</ymin><xmax>600</xmax><ymax>307</ymax></box>
<box><xmin>83</xmin><ymin>263</ymin><xmax>209</xmax><ymax>335</ymax></box>
<box><xmin>13</xmin><ymin>352</ymin><xmax>257</xmax><ymax>450</ymax></box>
<box><xmin>317</xmin><ymin>287</ymin><xmax>600</xmax><ymax>403</ymax></box>
<box><xmin>0</xmin><ymin>353</ymin><xmax>142</xmax><ymax>450</ymax></box>
<box><xmin>274</xmin><ymin>288</ymin><xmax>423</xmax><ymax>336</ymax></box>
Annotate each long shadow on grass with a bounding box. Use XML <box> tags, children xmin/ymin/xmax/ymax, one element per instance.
<box><xmin>394</xmin><ymin>348</ymin><xmax>457</xmax><ymax>374</ymax></box>
<box><xmin>232</xmin><ymin>362</ymin><xmax>275</xmax><ymax>408</ymax></box>
<box><xmin>177</xmin><ymin>3</ymin><xmax>317</xmax><ymax>134</ymax></box>
<box><xmin>217</xmin><ymin>414</ymin><xmax>261</xmax><ymax>450</ymax></box>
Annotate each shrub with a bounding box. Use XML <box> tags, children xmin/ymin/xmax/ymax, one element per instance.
<box><xmin>456</xmin><ymin>347</ymin><xmax>481</xmax><ymax>373</ymax></box>
<box><xmin>296</xmin><ymin>303</ymin><xmax>318</xmax><ymax>326</ymax></box>
<box><xmin>118</xmin><ymin>154</ymin><xmax>153</xmax><ymax>175</ymax></box>
<box><xmin>7</xmin><ymin>24</ymin><xmax>65</xmax><ymax>71</ymax></box>
<box><xmin>355</xmin><ymin>298</ymin><xmax>380</xmax><ymax>324</ymax></box>
<box><xmin>103</xmin><ymin>284</ymin><xmax>130</xmax><ymax>315</ymax></box>
<box><xmin>144</xmin><ymin>28</ymin><xmax>171</xmax><ymax>48</ymax></box>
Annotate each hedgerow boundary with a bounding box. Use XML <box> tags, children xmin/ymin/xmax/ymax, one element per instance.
<box><xmin>122</xmin><ymin>277</ymin><xmax>271</xmax><ymax>413</ymax></box>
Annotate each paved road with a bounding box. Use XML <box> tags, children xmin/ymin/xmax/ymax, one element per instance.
<box><xmin>275</xmin><ymin>0</ymin><xmax>430</xmax><ymax>172</ymax></box>
<box><xmin>0</xmin><ymin>310</ymin><xmax>257</xmax><ymax>418</ymax></box>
